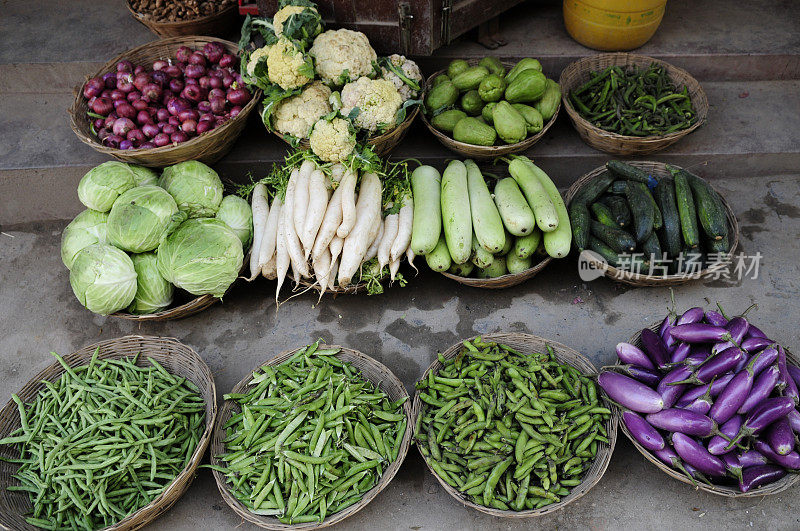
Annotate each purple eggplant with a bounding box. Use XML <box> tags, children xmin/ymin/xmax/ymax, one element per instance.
<box><xmin>652</xmin><ymin>444</ymin><xmax>702</xmax><ymax>483</ymax></box>
<box><xmin>640</xmin><ymin>329</ymin><xmax>669</xmax><ymax>369</ymax></box>
<box><xmin>671</xmin><ymin>347</ymin><xmax>745</xmax><ymax>387</ymax></box>
<box><xmin>787</xmin><ymin>363</ymin><xmax>800</xmax><ymax>389</ymax></box>
<box><xmin>657</xmin><ymin>365</ymin><xmax>693</xmax><ymax>408</ymax></box>
<box><xmin>647</xmin><ymin>409</ymin><xmax>717</xmax><ymax>437</ymax></box>
<box><xmin>787</xmin><ymin>409</ymin><xmax>800</xmax><ymax>433</ymax></box>
<box><xmin>739</xmin><ymin>464</ymin><xmax>786</xmax><ymax>493</ymax></box>
<box><xmin>777</xmin><ymin>346</ymin><xmax>799</xmax><ymax>405</ymax></box>
<box><xmin>623</xmin><ymin>410</ymin><xmax>665</xmax><ymax>451</ymax></box>
<box><xmin>708</xmin><ymin>415</ymin><xmax>743</xmax><ymax>455</ymax></box>
<box><xmin>747</xmin><ymin>324</ymin><xmax>767</xmax><ymax>339</ymax></box>
<box><xmin>737</xmin><ymin>449</ymin><xmax>769</xmax><ymax>468</ymax></box>
<box><xmin>726</xmin><ymin>316</ymin><xmax>750</xmax><ymax>344</ymax></box>
<box><xmin>670</xmin><ymin>343</ymin><xmax>691</xmax><ymax>364</ymax></box>
<box><xmin>597</xmin><ymin>371</ymin><xmax>664</xmax><ymax>413</ymax></box>
<box><xmin>738</xmin><ymin>365</ymin><xmax>781</xmax><ymax>415</ymax></box>
<box><xmin>766</xmin><ymin>416</ymin><xmax>794</xmax><ymax>456</ymax></box>
<box><xmin>709</xmin><ymin>352</ymin><xmax>761</xmax><ymax>424</ymax></box>
<box><xmin>684</xmin><ymin>347</ymin><xmax>711</xmax><ymax>367</ymax></box>
<box><xmin>712</xmin><ymin>341</ymin><xmax>735</xmax><ymax>356</ymax></box>
<box><xmin>741</xmin><ymin>336</ymin><xmax>773</xmax><ymax>353</ymax></box>
<box><xmin>676</xmin><ymin>373</ymin><xmax>735</xmax><ymax>407</ymax></box>
<box><xmin>721</xmin><ymin>451</ymin><xmax>743</xmax><ymax>480</ymax></box>
<box><xmin>682</xmin><ymin>381</ymin><xmax>715</xmax><ymax>415</ymax></box>
<box><xmin>704</xmin><ymin>310</ymin><xmax>728</xmax><ymax>327</ymax></box>
<box><xmin>751</xmin><ymin>346</ymin><xmax>778</xmax><ymax>375</ymax></box>
<box><xmin>677</xmin><ymin>307</ymin><xmax>705</xmax><ymax>325</ymax></box>
<box><xmin>672</xmin><ymin>432</ymin><xmax>726</xmax><ymax>476</ymax></box>
<box><xmin>616</xmin><ymin>342</ymin><xmax>655</xmax><ymax>369</ymax></box>
<box><xmin>753</xmin><ymin>439</ymin><xmax>800</xmax><ymax>470</ymax></box>
<box><xmin>658</xmin><ymin>315</ymin><xmax>674</xmax><ymax>348</ymax></box>
<box><xmin>619</xmin><ymin>365</ymin><xmax>662</xmax><ymax>387</ymax></box>
<box><xmin>725</xmin><ymin>397</ymin><xmax>796</xmax><ymax>451</ymax></box>
<box><xmin>670</xmin><ymin>324</ymin><xmax>731</xmax><ymax>344</ymax></box>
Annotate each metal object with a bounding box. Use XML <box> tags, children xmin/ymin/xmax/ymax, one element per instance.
<box><xmin>441</xmin><ymin>0</ymin><xmax>453</xmax><ymax>46</ymax></box>
<box><xmin>399</xmin><ymin>3</ymin><xmax>414</xmax><ymax>55</ymax></box>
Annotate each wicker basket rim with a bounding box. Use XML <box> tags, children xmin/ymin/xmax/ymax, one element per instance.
<box><xmin>439</xmin><ymin>254</ymin><xmax>552</xmax><ymax>287</ymax></box>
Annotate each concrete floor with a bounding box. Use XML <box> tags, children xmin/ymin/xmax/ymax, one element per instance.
<box><xmin>2</xmin><ymin>174</ymin><xmax>800</xmax><ymax>529</ymax></box>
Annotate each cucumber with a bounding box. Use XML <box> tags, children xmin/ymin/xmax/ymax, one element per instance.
<box><xmin>506</xmin><ymin>252</ymin><xmax>532</xmax><ymax>274</ymax></box>
<box><xmin>706</xmin><ymin>233</ymin><xmax>731</xmax><ymax>254</ymax></box>
<box><xmin>514</xmin><ymin>228</ymin><xmax>541</xmax><ymax>259</ymax></box>
<box><xmin>680</xmin><ymin>169</ymin><xmax>728</xmax><ymax>241</ymax></box>
<box><xmin>569</xmin><ymin>201</ymin><xmax>590</xmax><ymax>251</ymax></box>
<box><xmin>465</xmin><ymin>160</ymin><xmax>506</xmax><ymax>252</ymax></box>
<box><xmin>654</xmin><ymin>177</ymin><xmax>682</xmax><ymax>259</ymax></box>
<box><xmin>573</xmin><ymin>171</ymin><xmax>615</xmax><ymax>205</ymax></box>
<box><xmin>641</xmin><ymin>232</ymin><xmax>663</xmax><ymax>263</ymax></box>
<box><xmin>471</xmin><ymin>234</ymin><xmax>495</xmax><ymax>268</ymax></box>
<box><xmin>425</xmin><ymin>234</ymin><xmax>452</xmax><ymax>272</ymax></box>
<box><xmin>609</xmin><ymin>181</ymin><xmax>628</xmax><ymax>194</ymax></box>
<box><xmin>588</xmin><ymin>236</ymin><xmax>620</xmax><ymax>267</ymax></box>
<box><xmin>410</xmin><ymin>165</ymin><xmax>442</xmax><ymax>255</ymax></box>
<box><xmin>493</xmin><ymin>177</ymin><xmax>536</xmax><ymax>236</ymax></box>
<box><xmin>477</xmin><ymin>256</ymin><xmax>507</xmax><ymax>278</ymax></box>
<box><xmin>499</xmin><ymin>228</ymin><xmax>514</xmax><ymax>255</ymax></box>
<box><xmin>441</xmin><ymin>160</ymin><xmax>472</xmax><ymax>264</ymax></box>
<box><xmin>590</xmin><ymin>220</ymin><xmax>636</xmax><ymax>253</ymax></box>
<box><xmin>673</xmin><ymin>171</ymin><xmax>700</xmax><ymax>249</ymax></box>
<box><xmin>518</xmin><ymin>158</ymin><xmax>571</xmax><ymax>257</ymax></box>
<box><xmin>590</xmin><ymin>202</ymin><xmax>616</xmax><ymax>227</ymax></box>
<box><xmin>601</xmin><ymin>195</ymin><xmax>631</xmax><ymax>228</ymax></box>
<box><xmin>645</xmin><ymin>187</ymin><xmax>663</xmax><ymax>230</ymax></box>
<box><xmin>508</xmin><ymin>158</ymin><xmax>558</xmax><ymax>232</ymax></box>
<box><xmin>449</xmin><ymin>261</ymin><xmax>474</xmax><ymax>277</ymax></box>
<box><xmin>624</xmin><ymin>181</ymin><xmax>655</xmax><ymax>243</ymax></box>
<box><xmin>606</xmin><ymin>161</ymin><xmax>658</xmax><ymax>186</ymax></box>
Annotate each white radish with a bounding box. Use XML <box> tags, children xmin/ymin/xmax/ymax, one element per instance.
<box><xmin>257</xmin><ymin>195</ymin><xmax>281</xmax><ymax>270</ymax></box>
<box><xmin>336</xmin><ymin>169</ymin><xmax>358</xmax><ymax>238</ymax></box>
<box><xmin>301</xmin><ymin>169</ymin><xmax>329</xmax><ymax>258</ymax></box>
<box><xmin>338</xmin><ymin>172</ymin><xmax>382</xmax><ymax>286</ymax></box>
<box><xmin>313</xmin><ymin>248</ymin><xmax>332</xmax><ymax>293</ymax></box>
<box><xmin>249</xmin><ymin>184</ymin><xmax>269</xmax><ymax>279</ymax></box>
<box><xmin>406</xmin><ymin>247</ymin><xmax>418</xmax><ymax>274</ymax></box>
<box><xmin>363</xmin><ymin>218</ymin><xmax>384</xmax><ymax>263</ymax></box>
<box><xmin>390</xmin><ymin>196</ymin><xmax>413</xmax><ymax>262</ymax></box>
<box><xmin>293</xmin><ymin>159</ymin><xmax>315</xmax><ymax>242</ymax></box>
<box><xmin>328</xmin><ymin>257</ymin><xmax>340</xmax><ymax>291</ymax></box>
<box><xmin>389</xmin><ymin>257</ymin><xmax>401</xmax><ymax>281</ymax></box>
<box><xmin>329</xmin><ymin>235</ymin><xmax>344</xmax><ymax>266</ymax></box>
<box><xmin>311</xmin><ymin>181</ymin><xmax>346</xmax><ymax>261</ymax></box>
<box><xmin>262</xmin><ymin>255</ymin><xmax>277</xmax><ymax>280</ymax></box>
<box><xmin>377</xmin><ymin>210</ymin><xmax>399</xmax><ymax>271</ymax></box>
<box><xmin>329</xmin><ymin>163</ymin><xmax>345</xmax><ymax>186</ymax></box>
<box><xmin>283</xmin><ymin>169</ymin><xmax>309</xmax><ymax>281</ymax></box>
<box><xmin>275</xmin><ymin>209</ymin><xmax>289</xmax><ymax>302</ymax></box>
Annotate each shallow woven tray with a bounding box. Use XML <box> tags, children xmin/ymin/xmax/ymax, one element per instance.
<box><xmin>419</xmin><ymin>60</ymin><xmax>561</xmax><ymax>160</ymax></box>
<box><xmin>69</xmin><ymin>36</ymin><xmax>261</xmax><ymax>167</ymax></box>
<box><xmin>210</xmin><ymin>345</ymin><xmax>413</xmax><ymax>529</ymax></box>
<box><xmin>559</xmin><ymin>53</ymin><xmax>708</xmax><ymax>155</ymax></box>
<box><xmin>440</xmin><ymin>255</ymin><xmax>552</xmax><ymax>289</ymax></box>
<box><xmin>111</xmin><ymin>293</ymin><xmax>219</xmax><ymax>321</ymax></box>
<box><xmin>272</xmin><ymin>105</ymin><xmax>420</xmax><ymax>158</ymax></box>
<box><xmin>612</xmin><ymin>322</ymin><xmax>800</xmax><ymax>497</ymax></box>
<box><xmin>411</xmin><ymin>332</ymin><xmax>618</xmax><ymax>517</ymax></box>
<box><xmin>126</xmin><ymin>1</ymin><xmax>239</xmax><ymax>38</ymax></box>
<box><xmin>564</xmin><ymin>161</ymin><xmax>739</xmax><ymax>287</ymax></box>
<box><xmin>0</xmin><ymin>335</ymin><xmax>217</xmax><ymax>530</ymax></box>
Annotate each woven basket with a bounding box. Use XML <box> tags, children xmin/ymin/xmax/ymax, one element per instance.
<box><xmin>111</xmin><ymin>293</ymin><xmax>219</xmax><ymax>321</ymax></box>
<box><xmin>0</xmin><ymin>335</ymin><xmax>217</xmax><ymax>531</ymax></box>
<box><xmin>412</xmin><ymin>333</ymin><xmax>618</xmax><ymax>517</ymax></box>
<box><xmin>271</xmin><ymin>105</ymin><xmax>420</xmax><ymax>158</ymax></box>
<box><xmin>612</xmin><ymin>322</ymin><xmax>800</xmax><ymax>497</ymax></box>
<box><xmin>126</xmin><ymin>1</ymin><xmax>239</xmax><ymax>38</ymax></box>
<box><xmin>559</xmin><ymin>53</ymin><xmax>708</xmax><ymax>155</ymax></box>
<box><xmin>564</xmin><ymin>161</ymin><xmax>739</xmax><ymax>287</ymax></box>
<box><xmin>210</xmin><ymin>345</ymin><xmax>413</xmax><ymax>529</ymax></box>
<box><xmin>440</xmin><ymin>255</ymin><xmax>552</xmax><ymax>289</ymax></box>
<box><xmin>69</xmin><ymin>36</ymin><xmax>261</xmax><ymax>167</ymax></box>
<box><xmin>419</xmin><ymin>61</ymin><xmax>561</xmax><ymax>160</ymax></box>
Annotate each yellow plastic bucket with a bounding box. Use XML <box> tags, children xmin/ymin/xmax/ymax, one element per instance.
<box><xmin>563</xmin><ymin>0</ymin><xmax>667</xmax><ymax>51</ymax></box>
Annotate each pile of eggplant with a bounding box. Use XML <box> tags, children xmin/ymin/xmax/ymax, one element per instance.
<box><xmin>598</xmin><ymin>305</ymin><xmax>800</xmax><ymax>493</ymax></box>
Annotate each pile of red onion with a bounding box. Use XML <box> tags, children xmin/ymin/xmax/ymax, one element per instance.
<box><xmin>82</xmin><ymin>42</ymin><xmax>252</xmax><ymax>150</ymax></box>
<box><xmin>598</xmin><ymin>306</ymin><xmax>800</xmax><ymax>493</ymax></box>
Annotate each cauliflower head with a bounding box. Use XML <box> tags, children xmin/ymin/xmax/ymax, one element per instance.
<box><xmin>380</xmin><ymin>54</ymin><xmax>423</xmax><ymax>101</ymax></box>
<box><xmin>341</xmin><ymin>77</ymin><xmax>403</xmax><ymax>134</ymax></box>
<box><xmin>309</xmin><ymin>118</ymin><xmax>356</xmax><ymax>163</ymax></box>
<box><xmin>267</xmin><ymin>36</ymin><xmax>314</xmax><ymax>90</ymax></box>
<box><xmin>273</xmin><ymin>81</ymin><xmax>332</xmax><ymax>139</ymax></box>
<box><xmin>246</xmin><ymin>45</ymin><xmax>271</xmax><ymax>77</ymax></box>
<box><xmin>310</xmin><ymin>29</ymin><xmax>377</xmax><ymax>86</ymax></box>
<box><xmin>273</xmin><ymin>5</ymin><xmax>306</xmax><ymax>34</ymax></box>
<box><xmin>272</xmin><ymin>3</ymin><xmax>322</xmax><ymax>42</ymax></box>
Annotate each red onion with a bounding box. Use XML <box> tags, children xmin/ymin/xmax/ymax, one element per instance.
<box><xmin>140</xmin><ymin>141</ymin><xmax>156</xmax><ymax>149</ymax></box>
<box><xmin>133</xmin><ymin>73</ymin><xmax>151</xmax><ymax>91</ymax></box>
<box><xmin>167</xmin><ymin>77</ymin><xmax>184</xmax><ymax>93</ymax></box>
<box><xmin>112</xmin><ymin>117</ymin><xmax>135</xmax><ymax>136</ymax></box>
<box><xmin>207</xmin><ymin>76</ymin><xmax>223</xmax><ymax>90</ymax></box>
<box><xmin>208</xmin><ymin>87</ymin><xmax>226</xmax><ymax>100</ymax></box>
<box><xmin>160</xmin><ymin>90</ymin><xmax>175</xmax><ymax>105</ymax></box>
<box><xmin>234</xmin><ymin>73</ymin><xmax>243</xmax><ymax>85</ymax></box>
<box><xmin>196</xmin><ymin>120</ymin><xmax>213</xmax><ymax>134</ymax></box>
<box><xmin>100</xmin><ymin>89</ymin><xmax>113</xmax><ymax>98</ymax></box>
<box><xmin>83</xmin><ymin>78</ymin><xmax>104</xmax><ymax>99</ymax></box>
<box><xmin>116</xmin><ymin>60</ymin><xmax>133</xmax><ymax>73</ymax></box>
<box><xmin>227</xmin><ymin>88</ymin><xmax>251</xmax><ymax>106</ymax></box>
<box><xmin>182</xmin><ymin>84</ymin><xmax>205</xmax><ymax>103</ymax></box>
<box><xmin>153</xmin><ymin>133</ymin><xmax>170</xmax><ymax>147</ymax></box>
<box><xmin>203</xmin><ymin>42</ymin><xmax>224</xmax><ymax>63</ymax></box>
<box><xmin>153</xmin><ymin>60</ymin><xmax>169</xmax><ymax>71</ymax></box>
<box><xmin>104</xmin><ymin>115</ymin><xmax>117</xmax><ymax>129</ymax></box>
<box><xmin>136</xmin><ymin>109</ymin><xmax>152</xmax><ymax>125</ymax></box>
<box><xmin>102</xmin><ymin>72</ymin><xmax>117</xmax><ymax>89</ymax></box>
<box><xmin>209</xmin><ymin>68</ymin><xmax>224</xmax><ymax>78</ymax></box>
<box><xmin>170</xmin><ymin>131</ymin><xmax>188</xmax><ymax>144</ymax></box>
<box><xmin>93</xmin><ymin>117</ymin><xmax>106</xmax><ymax>130</ymax></box>
<box><xmin>116</xmin><ymin>73</ymin><xmax>134</xmax><ymax>93</ymax></box>
<box><xmin>184</xmin><ymin>64</ymin><xmax>205</xmax><ymax>79</ymax></box>
<box><xmin>103</xmin><ymin>134</ymin><xmax>123</xmax><ymax>148</ymax></box>
<box><xmin>151</xmin><ymin>70</ymin><xmax>168</xmax><ymax>87</ymax></box>
<box><xmin>185</xmin><ymin>78</ymin><xmax>198</xmax><ymax>86</ymax></box>
<box><xmin>97</xmin><ymin>128</ymin><xmax>112</xmax><ymax>141</ymax></box>
<box><xmin>142</xmin><ymin>83</ymin><xmax>162</xmax><ymax>102</ymax></box>
<box><xmin>188</xmin><ymin>52</ymin><xmax>206</xmax><ymax>66</ymax></box>
<box><xmin>198</xmin><ymin>76</ymin><xmax>211</xmax><ymax>89</ymax></box>
<box><xmin>197</xmin><ymin>100</ymin><xmax>211</xmax><ymax>113</ymax></box>
<box><xmin>167</xmin><ymin>115</ymin><xmax>180</xmax><ymax>126</ymax></box>
<box><xmin>219</xmin><ymin>54</ymin><xmax>237</xmax><ymax>69</ymax></box>
<box><xmin>119</xmin><ymin>139</ymin><xmax>133</xmax><ymax>150</ymax></box>
<box><xmin>166</xmin><ymin>97</ymin><xmax>190</xmax><ymax>116</ymax></box>
<box><xmin>116</xmin><ymin>103</ymin><xmax>136</xmax><ymax>119</ymax></box>
<box><xmin>230</xmin><ymin>105</ymin><xmax>243</xmax><ymax>118</ymax></box>
<box><xmin>164</xmin><ymin>65</ymin><xmax>182</xmax><ymax>78</ymax></box>
<box><xmin>109</xmin><ymin>89</ymin><xmax>125</xmax><ymax>101</ymax></box>
<box><xmin>162</xmin><ymin>124</ymin><xmax>177</xmax><ymax>135</ymax></box>
<box><xmin>132</xmin><ymin>99</ymin><xmax>149</xmax><ymax>111</ymax></box>
<box><xmin>133</xmin><ymin>65</ymin><xmax>146</xmax><ymax>76</ymax></box>
<box><xmin>142</xmin><ymin>123</ymin><xmax>160</xmax><ymax>138</ymax></box>
<box><xmin>156</xmin><ymin>108</ymin><xmax>170</xmax><ymax>122</ymax></box>
<box><xmin>178</xmin><ymin>109</ymin><xmax>199</xmax><ymax>122</ymax></box>
<box><xmin>209</xmin><ymin>97</ymin><xmax>226</xmax><ymax>115</ymax></box>
<box><xmin>221</xmin><ymin>74</ymin><xmax>234</xmax><ymax>88</ymax></box>
<box><xmin>176</xmin><ymin>46</ymin><xmax>192</xmax><ymax>63</ymax></box>
<box><xmin>181</xmin><ymin>119</ymin><xmax>198</xmax><ymax>135</ymax></box>
<box><xmin>90</xmin><ymin>97</ymin><xmax>114</xmax><ymax>116</ymax></box>
<box><xmin>126</xmin><ymin>128</ymin><xmax>145</xmax><ymax>144</ymax></box>
<box><xmin>126</xmin><ymin>90</ymin><xmax>142</xmax><ymax>102</ymax></box>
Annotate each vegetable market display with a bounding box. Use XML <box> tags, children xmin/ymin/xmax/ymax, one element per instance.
<box><xmin>600</xmin><ymin>305</ymin><xmax>800</xmax><ymax>494</ymax></box>
<box><xmin>424</xmin><ymin>58</ymin><xmax>561</xmax><ymax>147</ymax></box>
<box><xmin>244</xmin><ymin>150</ymin><xmax>412</xmax><ymax>299</ymax></box>
<box><xmin>128</xmin><ymin>0</ymin><xmax>235</xmax><ymax>23</ymax></box>
<box><xmin>413</xmin><ymin>156</ymin><xmax>571</xmax><ymax>281</ymax></box>
<box><xmin>62</xmin><ymin>160</ymin><xmax>249</xmax><ymax>316</ymax></box>
<box><xmin>414</xmin><ymin>335</ymin><xmax>614</xmax><ymax>513</ymax></box>
<box><xmin>568</xmin><ymin>160</ymin><xmax>734</xmax><ymax>276</ymax></box>
<box><xmin>239</xmin><ymin>0</ymin><xmax>422</xmax><ymax>162</ymax></box>
<box><xmin>211</xmin><ymin>340</ymin><xmax>410</xmax><ymax>525</ymax></box>
<box><xmin>80</xmin><ymin>42</ymin><xmax>251</xmax><ymax>151</ymax></box>
<box><xmin>0</xmin><ymin>348</ymin><xmax>207</xmax><ymax>529</ymax></box>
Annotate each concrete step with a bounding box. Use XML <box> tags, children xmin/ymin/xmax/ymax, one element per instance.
<box><xmin>2</xmin><ymin>79</ymin><xmax>798</xmax><ymax>225</ymax></box>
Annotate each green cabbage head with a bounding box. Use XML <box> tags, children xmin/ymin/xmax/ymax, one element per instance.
<box><xmin>61</xmin><ymin>209</ymin><xmax>109</xmax><ymax>269</ymax></box>
<box><xmin>77</xmin><ymin>161</ymin><xmax>141</xmax><ymax>212</ymax></box>
<box><xmin>128</xmin><ymin>252</ymin><xmax>173</xmax><ymax>314</ymax></box>
<box><xmin>69</xmin><ymin>243</ymin><xmax>138</xmax><ymax>315</ymax></box>
<box><xmin>159</xmin><ymin>161</ymin><xmax>224</xmax><ymax>218</ymax></box>
<box><xmin>107</xmin><ymin>185</ymin><xmax>185</xmax><ymax>253</ymax></box>
<box><xmin>216</xmin><ymin>195</ymin><xmax>254</xmax><ymax>248</ymax></box>
<box><xmin>129</xmin><ymin>165</ymin><xmax>159</xmax><ymax>187</ymax></box>
<box><xmin>157</xmin><ymin>218</ymin><xmax>243</xmax><ymax>298</ymax></box>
